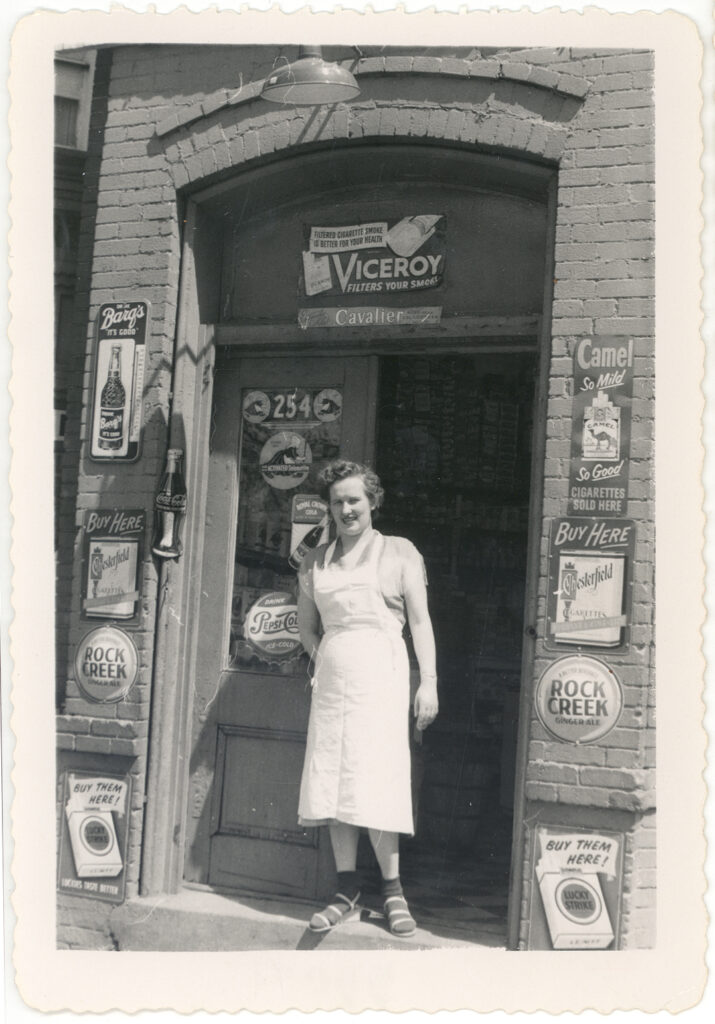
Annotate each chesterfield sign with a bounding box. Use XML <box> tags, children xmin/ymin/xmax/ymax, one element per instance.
<box><xmin>301</xmin><ymin>215</ymin><xmax>446</xmax><ymax>298</ymax></box>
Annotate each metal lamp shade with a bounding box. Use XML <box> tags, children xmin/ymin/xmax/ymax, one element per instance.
<box><xmin>262</xmin><ymin>48</ymin><xmax>360</xmax><ymax>105</ymax></box>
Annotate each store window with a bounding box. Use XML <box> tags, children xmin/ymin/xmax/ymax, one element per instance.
<box><xmin>54</xmin><ymin>95</ymin><xmax>79</xmax><ymax>148</ymax></box>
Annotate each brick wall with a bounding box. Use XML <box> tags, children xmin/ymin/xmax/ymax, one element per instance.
<box><xmin>55</xmin><ymin>44</ymin><xmax>654</xmax><ymax>949</ymax></box>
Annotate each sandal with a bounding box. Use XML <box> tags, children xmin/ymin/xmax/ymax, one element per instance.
<box><xmin>384</xmin><ymin>894</ymin><xmax>417</xmax><ymax>937</ymax></box>
<box><xmin>309</xmin><ymin>891</ymin><xmax>361</xmax><ymax>933</ymax></box>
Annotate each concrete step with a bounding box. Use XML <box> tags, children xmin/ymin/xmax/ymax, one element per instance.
<box><xmin>108</xmin><ymin>887</ymin><xmax>505</xmax><ymax>951</ymax></box>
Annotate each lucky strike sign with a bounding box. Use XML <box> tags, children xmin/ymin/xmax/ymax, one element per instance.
<box><xmin>301</xmin><ymin>216</ymin><xmax>446</xmax><ymax>298</ymax></box>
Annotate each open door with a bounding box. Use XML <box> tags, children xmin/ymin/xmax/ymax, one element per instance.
<box><xmin>185</xmin><ymin>352</ymin><xmax>376</xmax><ymax>899</ymax></box>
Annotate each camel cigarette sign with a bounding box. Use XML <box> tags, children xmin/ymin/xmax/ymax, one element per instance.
<box><xmin>568</xmin><ymin>336</ymin><xmax>633</xmax><ymax>516</ymax></box>
<box><xmin>301</xmin><ymin>215</ymin><xmax>446</xmax><ymax>298</ymax></box>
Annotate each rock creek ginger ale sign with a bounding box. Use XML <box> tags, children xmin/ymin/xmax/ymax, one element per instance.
<box><xmin>74</xmin><ymin>625</ymin><xmax>139</xmax><ymax>703</ymax></box>
<box><xmin>534</xmin><ymin>654</ymin><xmax>624</xmax><ymax>745</ymax></box>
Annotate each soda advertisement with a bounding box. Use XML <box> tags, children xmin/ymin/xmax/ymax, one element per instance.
<box><xmin>300</xmin><ymin>215</ymin><xmax>446</xmax><ymax>299</ymax></box>
<box><xmin>545</xmin><ymin>517</ymin><xmax>635</xmax><ymax>651</ymax></box>
<box><xmin>243</xmin><ymin>591</ymin><xmax>303</xmax><ymax>665</ymax></box>
<box><xmin>534</xmin><ymin>655</ymin><xmax>624</xmax><ymax>745</ymax></box>
<box><xmin>289</xmin><ymin>494</ymin><xmax>329</xmax><ymax>570</ymax></box>
<box><xmin>528</xmin><ymin>826</ymin><xmax>624</xmax><ymax>950</ymax></box>
<box><xmin>81</xmin><ymin>508</ymin><xmax>145</xmax><ymax>622</ymax></box>
<box><xmin>57</xmin><ymin>771</ymin><xmax>132</xmax><ymax>904</ymax></box>
<box><xmin>73</xmin><ymin>625</ymin><xmax>140</xmax><ymax>704</ymax></box>
<box><xmin>568</xmin><ymin>336</ymin><xmax>633</xmax><ymax>516</ymax></box>
<box><xmin>89</xmin><ymin>300</ymin><xmax>149</xmax><ymax>462</ymax></box>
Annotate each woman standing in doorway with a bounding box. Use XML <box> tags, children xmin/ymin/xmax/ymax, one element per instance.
<box><xmin>297</xmin><ymin>459</ymin><xmax>438</xmax><ymax>937</ymax></box>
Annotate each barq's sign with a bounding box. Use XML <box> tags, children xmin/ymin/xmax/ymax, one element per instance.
<box><xmin>301</xmin><ymin>216</ymin><xmax>446</xmax><ymax>298</ymax></box>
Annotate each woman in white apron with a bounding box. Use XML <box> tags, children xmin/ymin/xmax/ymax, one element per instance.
<box><xmin>297</xmin><ymin>460</ymin><xmax>438</xmax><ymax>937</ymax></box>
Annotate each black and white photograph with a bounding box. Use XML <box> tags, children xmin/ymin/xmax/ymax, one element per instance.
<box><xmin>4</xmin><ymin>1</ymin><xmax>710</xmax><ymax>1016</ymax></box>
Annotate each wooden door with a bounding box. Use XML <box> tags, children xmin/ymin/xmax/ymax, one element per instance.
<box><xmin>184</xmin><ymin>352</ymin><xmax>376</xmax><ymax>899</ymax></box>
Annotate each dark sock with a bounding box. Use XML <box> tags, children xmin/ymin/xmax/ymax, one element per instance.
<box><xmin>382</xmin><ymin>875</ymin><xmax>415</xmax><ymax>935</ymax></box>
<box><xmin>337</xmin><ymin>870</ymin><xmax>360</xmax><ymax>901</ymax></box>
<box><xmin>381</xmin><ymin>875</ymin><xmax>403</xmax><ymax>898</ymax></box>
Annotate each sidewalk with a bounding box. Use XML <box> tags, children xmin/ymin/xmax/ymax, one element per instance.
<box><xmin>109</xmin><ymin>886</ymin><xmax>508</xmax><ymax>951</ymax></box>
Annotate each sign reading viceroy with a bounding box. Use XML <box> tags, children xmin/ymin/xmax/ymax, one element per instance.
<box><xmin>301</xmin><ymin>216</ymin><xmax>446</xmax><ymax>298</ymax></box>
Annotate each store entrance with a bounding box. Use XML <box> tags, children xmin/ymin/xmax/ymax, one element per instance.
<box><xmin>185</xmin><ymin>345</ymin><xmax>536</xmax><ymax>941</ymax></box>
<box><xmin>369</xmin><ymin>350</ymin><xmax>536</xmax><ymax>938</ymax></box>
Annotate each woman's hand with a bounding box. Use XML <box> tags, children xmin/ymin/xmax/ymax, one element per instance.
<box><xmin>414</xmin><ymin>680</ymin><xmax>438</xmax><ymax>731</ymax></box>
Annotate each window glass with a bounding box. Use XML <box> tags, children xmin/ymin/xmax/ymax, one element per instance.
<box><xmin>55</xmin><ymin>96</ymin><xmax>79</xmax><ymax>147</ymax></box>
<box><xmin>229</xmin><ymin>386</ymin><xmax>343</xmax><ymax>669</ymax></box>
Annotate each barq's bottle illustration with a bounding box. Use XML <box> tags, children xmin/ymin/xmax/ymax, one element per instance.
<box><xmin>98</xmin><ymin>345</ymin><xmax>126</xmax><ymax>450</ymax></box>
<box><xmin>152</xmin><ymin>448</ymin><xmax>187</xmax><ymax>559</ymax></box>
<box><xmin>289</xmin><ymin>517</ymin><xmax>327</xmax><ymax>570</ymax></box>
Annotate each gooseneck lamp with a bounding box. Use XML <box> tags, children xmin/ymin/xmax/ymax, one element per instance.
<box><xmin>261</xmin><ymin>46</ymin><xmax>360</xmax><ymax>105</ymax></box>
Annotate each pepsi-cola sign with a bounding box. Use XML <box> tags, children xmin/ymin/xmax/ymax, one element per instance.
<box><xmin>243</xmin><ymin>592</ymin><xmax>302</xmax><ymax>664</ymax></box>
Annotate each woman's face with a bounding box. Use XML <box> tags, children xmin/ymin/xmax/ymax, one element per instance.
<box><xmin>329</xmin><ymin>475</ymin><xmax>374</xmax><ymax>540</ymax></box>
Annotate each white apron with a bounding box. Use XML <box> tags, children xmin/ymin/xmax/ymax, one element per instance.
<box><xmin>298</xmin><ymin>531</ymin><xmax>414</xmax><ymax>835</ymax></box>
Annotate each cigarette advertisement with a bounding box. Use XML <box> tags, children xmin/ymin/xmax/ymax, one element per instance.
<box><xmin>89</xmin><ymin>300</ymin><xmax>149</xmax><ymax>462</ymax></box>
<box><xmin>568</xmin><ymin>336</ymin><xmax>633</xmax><ymax>516</ymax></box>
<box><xmin>82</xmin><ymin>508</ymin><xmax>145</xmax><ymax>623</ymax></box>
<box><xmin>528</xmin><ymin>826</ymin><xmax>624</xmax><ymax>950</ymax></box>
<box><xmin>300</xmin><ymin>215</ymin><xmax>446</xmax><ymax>299</ymax></box>
<box><xmin>546</xmin><ymin>517</ymin><xmax>635</xmax><ymax>651</ymax></box>
<box><xmin>57</xmin><ymin>771</ymin><xmax>132</xmax><ymax>904</ymax></box>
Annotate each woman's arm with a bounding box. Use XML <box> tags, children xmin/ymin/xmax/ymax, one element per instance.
<box><xmin>297</xmin><ymin>587</ymin><xmax>322</xmax><ymax>664</ymax></box>
<box><xmin>402</xmin><ymin>551</ymin><xmax>439</xmax><ymax>731</ymax></box>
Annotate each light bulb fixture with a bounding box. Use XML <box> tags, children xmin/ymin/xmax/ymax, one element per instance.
<box><xmin>261</xmin><ymin>46</ymin><xmax>360</xmax><ymax>105</ymax></box>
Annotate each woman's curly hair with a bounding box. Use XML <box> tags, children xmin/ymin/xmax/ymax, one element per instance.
<box><xmin>319</xmin><ymin>459</ymin><xmax>384</xmax><ymax>510</ymax></box>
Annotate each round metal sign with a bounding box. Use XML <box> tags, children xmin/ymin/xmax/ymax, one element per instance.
<box><xmin>259</xmin><ymin>432</ymin><xmax>312</xmax><ymax>490</ymax></box>
<box><xmin>242</xmin><ymin>390</ymin><xmax>270</xmax><ymax>423</ymax></box>
<box><xmin>244</xmin><ymin>591</ymin><xmax>302</xmax><ymax>664</ymax></box>
<box><xmin>534</xmin><ymin>655</ymin><xmax>623</xmax><ymax>744</ymax></box>
<box><xmin>74</xmin><ymin>625</ymin><xmax>139</xmax><ymax>703</ymax></box>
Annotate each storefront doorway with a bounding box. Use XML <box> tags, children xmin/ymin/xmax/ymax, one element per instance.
<box><xmin>184</xmin><ymin>344</ymin><xmax>537</xmax><ymax>938</ymax></box>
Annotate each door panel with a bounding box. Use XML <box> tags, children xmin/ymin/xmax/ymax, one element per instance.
<box><xmin>185</xmin><ymin>354</ymin><xmax>375</xmax><ymax>899</ymax></box>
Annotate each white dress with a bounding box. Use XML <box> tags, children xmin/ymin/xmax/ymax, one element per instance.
<box><xmin>297</xmin><ymin>530</ymin><xmax>416</xmax><ymax>835</ymax></box>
